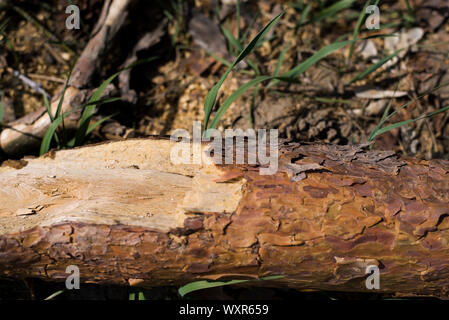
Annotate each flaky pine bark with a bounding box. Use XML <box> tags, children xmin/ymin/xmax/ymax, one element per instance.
<box><xmin>0</xmin><ymin>138</ymin><xmax>449</xmax><ymax>297</ymax></box>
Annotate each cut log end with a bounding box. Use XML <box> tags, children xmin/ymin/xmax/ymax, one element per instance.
<box><xmin>0</xmin><ymin>138</ymin><xmax>245</xmax><ymax>235</ymax></box>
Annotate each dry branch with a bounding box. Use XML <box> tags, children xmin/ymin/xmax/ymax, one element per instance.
<box><xmin>0</xmin><ymin>138</ymin><xmax>449</xmax><ymax>297</ymax></box>
<box><xmin>69</xmin><ymin>0</ymin><xmax>132</xmax><ymax>88</ymax></box>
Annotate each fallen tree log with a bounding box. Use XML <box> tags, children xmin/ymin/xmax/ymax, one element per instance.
<box><xmin>0</xmin><ymin>137</ymin><xmax>449</xmax><ymax>298</ymax></box>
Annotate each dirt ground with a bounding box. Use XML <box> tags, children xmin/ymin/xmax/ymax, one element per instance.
<box><xmin>0</xmin><ymin>0</ymin><xmax>448</xmax><ymax>299</ymax></box>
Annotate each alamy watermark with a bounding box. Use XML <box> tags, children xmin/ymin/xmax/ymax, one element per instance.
<box><xmin>65</xmin><ymin>3</ymin><xmax>380</xmax><ymax>31</ymax></box>
<box><xmin>65</xmin><ymin>265</ymin><xmax>80</xmax><ymax>290</ymax></box>
<box><xmin>365</xmin><ymin>5</ymin><xmax>380</xmax><ymax>30</ymax></box>
<box><xmin>62</xmin><ymin>263</ymin><xmax>379</xmax><ymax>291</ymax></box>
<box><xmin>170</xmin><ymin>121</ymin><xmax>279</xmax><ymax>175</ymax></box>
<box><xmin>365</xmin><ymin>265</ymin><xmax>380</xmax><ymax>290</ymax></box>
<box><xmin>66</xmin><ymin>5</ymin><xmax>80</xmax><ymax>30</ymax></box>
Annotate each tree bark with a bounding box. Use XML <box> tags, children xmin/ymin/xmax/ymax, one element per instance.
<box><xmin>0</xmin><ymin>138</ymin><xmax>449</xmax><ymax>297</ymax></box>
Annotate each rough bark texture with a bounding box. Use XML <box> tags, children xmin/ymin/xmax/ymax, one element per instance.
<box><xmin>0</xmin><ymin>138</ymin><xmax>449</xmax><ymax>297</ymax></box>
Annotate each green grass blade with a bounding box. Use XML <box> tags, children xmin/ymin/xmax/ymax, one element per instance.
<box><xmin>55</xmin><ymin>69</ymin><xmax>72</xmax><ymax>119</ymax></box>
<box><xmin>361</xmin><ymin>33</ymin><xmax>398</xmax><ymax>41</ymax></box>
<box><xmin>284</xmin><ymin>40</ymin><xmax>354</xmax><ymax>78</ymax></box>
<box><xmin>270</xmin><ymin>40</ymin><xmax>353</xmax><ymax>87</ymax></box>
<box><xmin>370</xmin><ymin>104</ymin><xmax>449</xmax><ymax>140</ymax></box>
<box><xmin>274</xmin><ymin>45</ymin><xmax>289</xmax><ymax>77</ymax></box>
<box><xmin>268</xmin><ymin>43</ymin><xmax>290</xmax><ymax>87</ymax></box>
<box><xmin>348</xmin><ymin>49</ymin><xmax>403</xmax><ymax>84</ymax></box>
<box><xmin>207</xmin><ymin>51</ymin><xmax>233</xmax><ymax>68</ymax></box>
<box><xmin>42</xmin><ymin>91</ymin><xmax>63</xmax><ymax>146</ymax></box>
<box><xmin>66</xmin><ymin>111</ymin><xmax>119</xmax><ymax>148</ymax></box>
<box><xmin>73</xmin><ymin>74</ymin><xmax>118</xmax><ymax>147</ymax></box>
<box><xmin>368</xmin><ymin>83</ymin><xmax>399</xmax><ymax>141</ymax></box>
<box><xmin>293</xmin><ymin>0</ymin><xmax>304</xmax><ymax>9</ymax></box>
<box><xmin>40</xmin><ymin>108</ymin><xmax>77</xmax><ymax>155</ymax></box>
<box><xmin>178</xmin><ymin>275</ymin><xmax>284</xmax><ymax>298</ymax></box>
<box><xmin>39</xmin><ymin>97</ymin><xmax>117</xmax><ymax>154</ymax></box>
<box><xmin>296</xmin><ymin>3</ymin><xmax>312</xmax><ymax>28</ymax></box>
<box><xmin>0</xmin><ymin>19</ymin><xmax>8</xmax><ymax>33</ymax></box>
<box><xmin>246</xmin><ymin>58</ymin><xmax>260</xmax><ymax>75</ymax></box>
<box><xmin>44</xmin><ymin>290</ymin><xmax>64</xmax><ymax>300</ymax></box>
<box><xmin>369</xmin><ymin>83</ymin><xmax>449</xmax><ymax>141</ymax></box>
<box><xmin>173</xmin><ymin>0</ymin><xmax>182</xmax><ymax>45</ymax></box>
<box><xmin>208</xmin><ymin>75</ymin><xmax>272</xmax><ymax>131</ymax></box>
<box><xmin>213</xmin><ymin>41</ymin><xmax>353</xmax><ymax>122</ymax></box>
<box><xmin>74</xmin><ymin>57</ymin><xmax>156</xmax><ymax>147</ymax></box>
<box><xmin>221</xmin><ymin>25</ymin><xmax>242</xmax><ymax>52</ymax></box>
<box><xmin>241</xmin><ymin>13</ymin><xmax>260</xmax><ymax>43</ymax></box>
<box><xmin>381</xmin><ymin>82</ymin><xmax>449</xmax><ymax>124</ymax></box>
<box><xmin>236</xmin><ymin>0</ymin><xmax>241</xmax><ymax>42</ymax></box>
<box><xmin>179</xmin><ymin>280</ymin><xmax>248</xmax><ymax>297</ymax></box>
<box><xmin>206</xmin><ymin>51</ymin><xmax>255</xmax><ymax>75</ymax></box>
<box><xmin>53</xmin><ymin>69</ymin><xmax>72</xmax><ymax>146</ymax></box>
<box><xmin>85</xmin><ymin>112</ymin><xmax>118</xmax><ymax>135</ymax></box>
<box><xmin>203</xmin><ymin>10</ymin><xmax>285</xmax><ymax>130</ymax></box>
<box><xmin>138</xmin><ymin>291</ymin><xmax>146</xmax><ymax>300</ymax></box>
<box><xmin>312</xmin><ymin>0</ymin><xmax>357</xmax><ymax>23</ymax></box>
<box><xmin>162</xmin><ymin>9</ymin><xmax>173</xmax><ymax>20</ymax></box>
<box><xmin>348</xmin><ymin>0</ymin><xmax>379</xmax><ymax>62</ymax></box>
<box><xmin>82</xmin><ymin>97</ymin><xmax>122</xmax><ymax>108</ymax></box>
<box><xmin>368</xmin><ymin>100</ymin><xmax>394</xmax><ymax>140</ymax></box>
<box><xmin>42</xmin><ymin>92</ymin><xmax>53</xmax><ymax>122</ymax></box>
